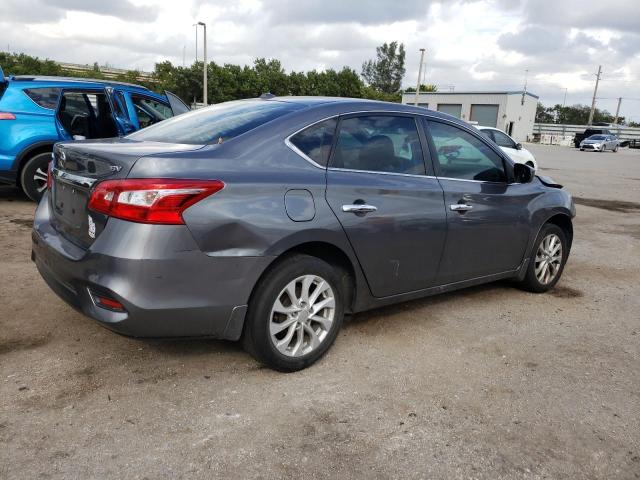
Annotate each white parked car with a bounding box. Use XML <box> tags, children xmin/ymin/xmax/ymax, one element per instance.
<box><xmin>476</xmin><ymin>126</ymin><xmax>537</xmax><ymax>170</ymax></box>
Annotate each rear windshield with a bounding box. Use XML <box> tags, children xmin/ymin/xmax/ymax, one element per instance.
<box><xmin>127</xmin><ymin>99</ymin><xmax>304</xmax><ymax>144</ymax></box>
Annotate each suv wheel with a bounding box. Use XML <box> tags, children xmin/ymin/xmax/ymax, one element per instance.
<box><xmin>518</xmin><ymin>224</ymin><xmax>568</xmax><ymax>293</ymax></box>
<box><xmin>20</xmin><ymin>152</ymin><xmax>51</xmax><ymax>202</ymax></box>
<box><xmin>243</xmin><ymin>254</ymin><xmax>345</xmax><ymax>372</ymax></box>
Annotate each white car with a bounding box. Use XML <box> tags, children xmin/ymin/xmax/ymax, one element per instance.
<box><xmin>475</xmin><ymin>126</ymin><xmax>538</xmax><ymax>170</ymax></box>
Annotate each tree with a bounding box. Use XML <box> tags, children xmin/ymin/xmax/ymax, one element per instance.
<box><xmin>361</xmin><ymin>41</ymin><xmax>406</xmax><ymax>94</ymax></box>
<box><xmin>405</xmin><ymin>84</ymin><xmax>438</xmax><ymax>93</ymax></box>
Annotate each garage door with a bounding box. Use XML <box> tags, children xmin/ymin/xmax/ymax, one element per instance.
<box><xmin>437</xmin><ymin>104</ymin><xmax>462</xmax><ymax>118</ymax></box>
<box><xmin>470</xmin><ymin>104</ymin><xmax>499</xmax><ymax>127</ymax></box>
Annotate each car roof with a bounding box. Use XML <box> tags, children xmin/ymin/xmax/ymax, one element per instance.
<box><xmin>9</xmin><ymin>75</ymin><xmax>155</xmax><ymax>93</ymax></box>
<box><xmin>262</xmin><ymin>96</ymin><xmax>465</xmax><ymax>123</ymax></box>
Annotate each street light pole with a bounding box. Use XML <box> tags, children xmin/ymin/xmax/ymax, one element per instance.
<box><xmin>198</xmin><ymin>21</ymin><xmax>207</xmax><ymax>106</ymax></box>
<box><xmin>414</xmin><ymin>48</ymin><xmax>425</xmax><ymax>106</ymax></box>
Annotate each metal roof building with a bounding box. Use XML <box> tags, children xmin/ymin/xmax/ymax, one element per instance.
<box><xmin>401</xmin><ymin>90</ymin><xmax>539</xmax><ymax>142</ymax></box>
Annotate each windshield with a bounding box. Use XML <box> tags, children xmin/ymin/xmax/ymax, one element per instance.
<box><xmin>127</xmin><ymin>99</ymin><xmax>304</xmax><ymax>144</ymax></box>
<box><xmin>588</xmin><ymin>135</ymin><xmax>606</xmax><ymax>140</ymax></box>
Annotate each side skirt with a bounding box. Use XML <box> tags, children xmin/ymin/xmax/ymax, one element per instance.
<box><xmin>353</xmin><ymin>267</ymin><xmax>522</xmax><ymax>313</ymax></box>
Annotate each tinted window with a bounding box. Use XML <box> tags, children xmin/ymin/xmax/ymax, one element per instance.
<box><xmin>131</xmin><ymin>95</ymin><xmax>172</xmax><ymax>128</ymax></box>
<box><xmin>492</xmin><ymin>130</ymin><xmax>516</xmax><ymax>148</ymax></box>
<box><xmin>479</xmin><ymin>129</ymin><xmax>494</xmax><ymax>142</ymax></box>
<box><xmin>332</xmin><ymin>116</ymin><xmax>425</xmax><ymax>175</ymax></box>
<box><xmin>24</xmin><ymin>88</ymin><xmax>61</xmax><ymax>109</ymax></box>
<box><xmin>128</xmin><ymin>100</ymin><xmax>303</xmax><ymax>144</ymax></box>
<box><xmin>427</xmin><ymin>120</ymin><xmax>506</xmax><ymax>182</ymax></box>
<box><xmin>289</xmin><ymin>118</ymin><xmax>337</xmax><ymax>167</ymax></box>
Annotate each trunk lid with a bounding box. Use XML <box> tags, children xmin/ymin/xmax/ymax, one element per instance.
<box><xmin>50</xmin><ymin>139</ymin><xmax>204</xmax><ymax>248</ymax></box>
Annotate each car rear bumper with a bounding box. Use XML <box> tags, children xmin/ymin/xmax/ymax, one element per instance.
<box><xmin>31</xmin><ymin>193</ymin><xmax>274</xmax><ymax>340</ymax></box>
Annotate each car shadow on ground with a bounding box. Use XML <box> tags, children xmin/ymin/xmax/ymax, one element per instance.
<box><xmin>0</xmin><ymin>186</ymin><xmax>28</xmax><ymax>202</ymax></box>
<box><xmin>138</xmin><ymin>280</ymin><xmax>520</xmax><ymax>360</ymax></box>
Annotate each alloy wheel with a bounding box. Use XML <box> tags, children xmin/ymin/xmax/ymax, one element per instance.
<box><xmin>534</xmin><ymin>233</ymin><xmax>563</xmax><ymax>285</ymax></box>
<box><xmin>269</xmin><ymin>274</ymin><xmax>335</xmax><ymax>357</ymax></box>
<box><xmin>33</xmin><ymin>166</ymin><xmax>48</xmax><ymax>194</ymax></box>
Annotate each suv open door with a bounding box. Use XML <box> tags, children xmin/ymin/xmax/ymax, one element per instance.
<box><xmin>165</xmin><ymin>91</ymin><xmax>190</xmax><ymax>115</ymax></box>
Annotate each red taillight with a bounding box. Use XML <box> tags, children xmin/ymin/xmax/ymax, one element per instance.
<box><xmin>88</xmin><ymin>178</ymin><xmax>224</xmax><ymax>225</ymax></box>
<box><xmin>0</xmin><ymin>112</ymin><xmax>16</xmax><ymax>120</ymax></box>
<box><xmin>47</xmin><ymin>161</ymin><xmax>53</xmax><ymax>190</ymax></box>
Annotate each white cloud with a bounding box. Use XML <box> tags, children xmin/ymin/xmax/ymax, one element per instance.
<box><xmin>1</xmin><ymin>0</ymin><xmax>639</xmax><ymax>118</ymax></box>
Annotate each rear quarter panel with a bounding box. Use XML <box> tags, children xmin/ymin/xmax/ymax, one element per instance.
<box><xmin>0</xmin><ymin>85</ymin><xmax>59</xmax><ymax>171</ymax></box>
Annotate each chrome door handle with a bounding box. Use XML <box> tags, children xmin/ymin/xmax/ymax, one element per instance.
<box><xmin>450</xmin><ymin>203</ymin><xmax>473</xmax><ymax>212</ymax></box>
<box><xmin>342</xmin><ymin>204</ymin><xmax>378</xmax><ymax>214</ymax></box>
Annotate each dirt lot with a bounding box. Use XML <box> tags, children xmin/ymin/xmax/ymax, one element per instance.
<box><xmin>1</xmin><ymin>145</ymin><xmax>639</xmax><ymax>479</ymax></box>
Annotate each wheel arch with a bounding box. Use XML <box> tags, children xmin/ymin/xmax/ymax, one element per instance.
<box><xmin>545</xmin><ymin>213</ymin><xmax>573</xmax><ymax>250</ymax></box>
<box><xmin>249</xmin><ymin>241</ymin><xmax>360</xmax><ymax>315</ymax></box>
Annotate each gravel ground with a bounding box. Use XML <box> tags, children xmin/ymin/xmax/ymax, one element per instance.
<box><xmin>1</xmin><ymin>144</ymin><xmax>639</xmax><ymax>479</ymax></box>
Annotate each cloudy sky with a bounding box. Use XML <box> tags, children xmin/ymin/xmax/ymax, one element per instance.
<box><xmin>2</xmin><ymin>0</ymin><xmax>639</xmax><ymax>120</ymax></box>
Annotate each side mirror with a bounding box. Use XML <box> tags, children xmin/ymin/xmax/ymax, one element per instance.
<box><xmin>513</xmin><ymin>163</ymin><xmax>534</xmax><ymax>184</ymax></box>
<box><xmin>515</xmin><ymin>143</ymin><xmax>523</xmax><ymax>150</ymax></box>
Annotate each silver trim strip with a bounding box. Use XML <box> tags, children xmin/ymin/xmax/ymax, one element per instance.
<box><xmin>53</xmin><ymin>168</ymin><xmax>96</xmax><ymax>188</ymax></box>
<box><xmin>328</xmin><ymin>167</ymin><xmax>436</xmax><ymax>180</ymax></box>
<box><xmin>436</xmin><ymin>176</ymin><xmax>507</xmax><ymax>185</ymax></box>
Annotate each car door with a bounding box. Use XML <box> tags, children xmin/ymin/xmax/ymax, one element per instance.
<box><xmin>128</xmin><ymin>93</ymin><xmax>174</xmax><ymax>130</ymax></box>
<box><xmin>164</xmin><ymin>90</ymin><xmax>190</xmax><ymax>115</ymax></box>
<box><xmin>423</xmin><ymin>118</ymin><xmax>534</xmax><ymax>284</ymax></box>
<box><xmin>105</xmin><ymin>87</ymin><xmax>135</xmax><ymax>136</ymax></box>
<box><xmin>325</xmin><ymin>113</ymin><xmax>447</xmax><ymax>297</ymax></box>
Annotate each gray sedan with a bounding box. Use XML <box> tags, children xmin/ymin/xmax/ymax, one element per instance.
<box><xmin>580</xmin><ymin>134</ymin><xmax>620</xmax><ymax>152</ymax></box>
<box><xmin>32</xmin><ymin>97</ymin><xmax>575</xmax><ymax>371</ymax></box>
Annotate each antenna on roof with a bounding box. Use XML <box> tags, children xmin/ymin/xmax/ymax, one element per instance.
<box><xmin>260</xmin><ymin>92</ymin><xmax>275</xmax><ymax>99</ymax></box>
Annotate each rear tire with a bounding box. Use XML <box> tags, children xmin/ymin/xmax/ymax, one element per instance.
<box><xmin>20</xmin><ymin>152</ymin><xmax>51</xmax><ymax>202</ymax></box>
<box><xmin>517</xmin><ymin>223</ymin><xmax>568</xmax><ymax>293</ymax></box>
<box><xmin>242</xmin><ymin>254</ymin><xmax>346</xmax><ymax>372</ymax></box>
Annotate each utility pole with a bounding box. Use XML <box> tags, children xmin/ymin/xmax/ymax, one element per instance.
<box><xmin>587</xmin><ymin>65</ymin><xmax>602</xmax><ymax>125</ymax></box>
<box><xmin>521</xmin><ymin>69</ymin><xmax>528</xmax><ymax>105</ymax></box>
<box><xmin>197</xmin><ymin>21</ymin><xmax>207</xmax><ymax>106</ymax></box>
<box><xmin>182</xmin><ymin>45</ymin><xmax>186</xmax><ymax>67</ymax></box>
<box><xmin>414</xmin><ymin>48</ymin><xmax>426</xmax><ymax>106</ymax></box>
<box><xmin>562</xmin><ymin>88</ymin><xmax>568</xmax><ymax>108</ymax></box>
<box><xmin>613</xmin><ymin>97</ymin><xmax>622</xmax><ymax>125</ymax></box>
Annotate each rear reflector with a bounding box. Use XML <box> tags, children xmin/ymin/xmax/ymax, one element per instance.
<box><xmin>94</xmin><ymin>295</ymin><xmax>126</xmax><ymax>312</ymax></box>
<box><xmin>0</xmin><ymin>112</ymin><xmax>16</xmax><ymax>120</ymax></box>
<box><xmin>88</xmin><ymin>178</ymin><xmax>224</xmax><ymax>225</ymax></box>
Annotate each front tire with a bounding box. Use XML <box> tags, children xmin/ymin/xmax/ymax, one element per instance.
<box><xmin>243</xmin><ymin>254</ymin><xmax>346</xmax><ymax>372</ymax></box>
<box><xmin>20</xmin><ymin>152</ymin><xmax>51</xmax><ymax>202</ymax></box>
<box><xmin>518</xmin><ymin>224</ymin><xmax>569</xmax><ymax>293</ymax></box>
<box><xmin>613</xmin><ymin>145</ymin><xmax>619</xmax><ymax>152</ymax></box>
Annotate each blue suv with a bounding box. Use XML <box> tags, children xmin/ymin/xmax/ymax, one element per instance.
<box><xmin>0</xmin><ymin>66</ymin><xmax>189</xmax><ymax>200</ymax></box>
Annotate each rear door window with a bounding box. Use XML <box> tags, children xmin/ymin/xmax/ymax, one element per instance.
<box><xmin>289</xmin><ymin>118</ymin><xmax>337</xmax><ymax>167</ymax></box>
<box><xmin>24</xmin><ymin>88</ymin><xmax>62</xmax><ymax>109</ymax></box>
<box><xmin>331</xmin><ymin>115</ymin><xmax>425</xmax><ymax>175</ymax></box>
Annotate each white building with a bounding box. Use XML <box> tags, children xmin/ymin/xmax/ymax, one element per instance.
<box><xmin>401</xmin><ymin>91</ymin><xmax>538</xmax><ymax>142</ymax></box>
